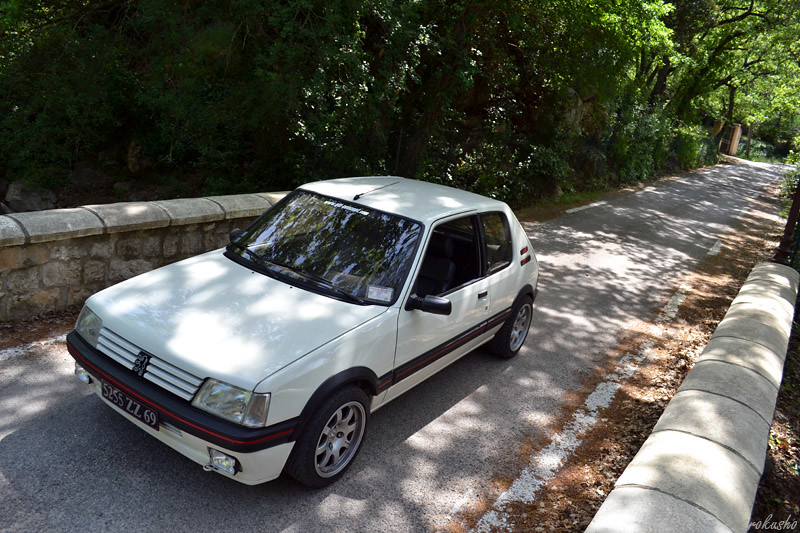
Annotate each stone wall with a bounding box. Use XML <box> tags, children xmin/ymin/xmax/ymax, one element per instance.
<box><xmin>0</xmin><ymin>192</ymin><xmax>287</xmax><ymax>321</ymax></box>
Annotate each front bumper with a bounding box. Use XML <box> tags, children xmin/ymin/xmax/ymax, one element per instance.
<box><xmin>67</xmin><ymin>332</ymin><xmax>296</xmax><ymax>484</ymax></box>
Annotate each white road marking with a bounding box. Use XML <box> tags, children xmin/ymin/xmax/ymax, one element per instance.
<box><xmin>657</xmin><ymin>285</ymin><xmax>690</xmax><ymax>322</ymax></box>
<box><xmin>475</xmin><ymin>283</ymin><xmax>692</xmax><ymax>531</ymax></box>
<box><xmin>565</xmin><ymin>201</ymin><xmax>607</xmax><ymax>214</ymax></box>
<box><xmin>0</xmin><ymin>335</ymin><xmax>67</xmax><ymax>362</ymax></box>
<box><xmin>707</xmin><ymin>240</ymin><xmax>723</xmax><ymax>256</ymax></box>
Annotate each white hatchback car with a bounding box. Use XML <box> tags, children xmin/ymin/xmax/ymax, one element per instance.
<box><xmin>68</xmin><ymin>176</ymin><xmax>539</xmax><ymax>487</ymax></box>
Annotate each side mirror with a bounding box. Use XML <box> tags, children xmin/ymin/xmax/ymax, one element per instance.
<box><xmin>230</xmin><ymin>228</ymin><xmax>244</xmax><ymax>242</ymax></box>
<box><xmin>406</xmin><ymin>294</ymin><xmax>452</xmax><ymax>316</ymax></box>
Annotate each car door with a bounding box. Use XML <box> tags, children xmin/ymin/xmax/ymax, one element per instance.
<box><xmin>387</xmin><ymin>214</ymin><xmax>491</xmax><ymax>401</ymax></box>
<box><xmin>480</xmin><ymin>211</ymin><xmax>517</xmax><ymax>321</ymax></box>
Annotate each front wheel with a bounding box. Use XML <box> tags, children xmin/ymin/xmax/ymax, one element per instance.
<box><xmin>285</xmin><ymin>386</ymin><xmax>369</xmax><ymax>488</ymax></box>
<box><xmin>489</xmin><ymin>295</ymin><xmax>533</xmax><ymax>359</ymax></box>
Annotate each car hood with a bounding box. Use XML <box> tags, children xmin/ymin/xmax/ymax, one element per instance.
<box><xmin>87</xmin><ymin>250</ymin><xmax>388</xmax><ymax>390</ymax></box>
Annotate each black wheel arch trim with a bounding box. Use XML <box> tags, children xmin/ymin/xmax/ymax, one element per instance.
<box><xmin>66</xmin><ymin>331</ymin><xmax>297</xmax><ymax>453</ymax></box>
<box><xmin>292</xmin><ymin>367</ymin><xmax>380</xmax><ymax>441</ymax></box>
<box><xmin>519</xmin><ymin>284</ymin><xmax>537</xmax><ymax>304</ymax></box>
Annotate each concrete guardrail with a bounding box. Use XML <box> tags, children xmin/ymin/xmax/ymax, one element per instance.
<box><xmin>0</xmin><ymin>192</ymin><xmax>287</xmax><ymax>321</ymax></box>
<box><xmin>586</xmin><ymin>262</ymin><xmax>799</xmax><ymax>532</ymax></box>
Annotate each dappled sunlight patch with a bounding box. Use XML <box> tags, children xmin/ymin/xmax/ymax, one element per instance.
<box><xmin>0</xmin><ymin>339</ymin><xmax>78</xmax><ymax>440</ymax></box>
<box><xmin>405</xmin><ymin>398</ymin><xmax>493</xmax><ymax>454</ymax></box>
<box><xmin>315</xmin><ymin>493</ymin><xmax>368</xmax><ymax>519</ymax></box>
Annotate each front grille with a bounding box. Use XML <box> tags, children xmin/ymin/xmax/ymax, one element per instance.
<box><xmin>96</xmin><ymin>327</ymin><xmax>204</xmax><ymax>401</ymax></box>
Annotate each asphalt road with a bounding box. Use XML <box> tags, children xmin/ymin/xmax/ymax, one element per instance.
<box><xmin>0</xmin><ymin>160</ymin><xmax>788</xmax><ymax>532</ymax></box>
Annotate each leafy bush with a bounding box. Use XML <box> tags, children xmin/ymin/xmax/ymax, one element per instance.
<box><xmin>736</xmin><ymin>138</ymin><xmax>784</xmax><ymax>162</ymax></box>
<box><xmin>781</xmin><ymin>150</ymin><xmax>800</xmax><ymax>197</ymax></box>
<box><xmin>0</xmin><ymin>25</ymin><xmax>132</xmax><ymax>187</ymax></box>
<box><xmin>415</xmin><ymin>126</ymin><xmax>572</xmax><ymax>208</ymax></box>
<box><xmin>673</xmin><ymin>128</ymin><xmax>718</xmax><ymax>169</ymax></box>
<box><xmin>605</xmin><ymin>99</ymin><xmax>672</xmax><ymax>184</ymax></box>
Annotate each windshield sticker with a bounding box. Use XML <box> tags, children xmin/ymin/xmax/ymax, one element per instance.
<box><xmin>324</xmin><ymin>200</ymin><xmax>369</xmax><ymax>216</ymax></box>
<box><xmin>367</xmin><ymin>285</ymin><xmax>393</xmax><ymax>302</ymax></box>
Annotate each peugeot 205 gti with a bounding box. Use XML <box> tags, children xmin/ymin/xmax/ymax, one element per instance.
<box><xmin>67</xmin><ymin>176</ymin><xmax>539</xmax><ymax>487</ymax></box>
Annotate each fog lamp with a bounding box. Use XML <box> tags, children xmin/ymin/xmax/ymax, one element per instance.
<box><xmin>204</xmin><ymin>448</ymin><xmax>239</xmax><ymax>476</ymax></box>
<box><xmin>74</xmin><ymin>363</ymin><xmax>92</xmax><ymax>384</ymax></box>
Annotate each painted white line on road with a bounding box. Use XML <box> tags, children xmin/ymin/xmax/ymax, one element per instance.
<box><xmin>707</xmin><ymin>240</ymin><xmax>723</xmax><ymax>256</ymax></box>
<box><xmin>565</xmin><ymin>201</ymin><xmax>607</xmax><ymax>214</ymax></box>
<box><xmin>474</xmin><ymin>283</ymin><xmax>693</xmax><ymax>531</ymax></box>
<box><xmin>475</xmin><ymin>341</ymin><xmax>655</xmax><ymax>531</ymax></box>
<box><xmin>0</xmin><ymin>335</ymin><xmax>66</xmax><ymax>362</ymax></box>
<box><xmin>657</xmin><ymin>285</ymin><xmax>690</xmax><ymax>323</ymax></box>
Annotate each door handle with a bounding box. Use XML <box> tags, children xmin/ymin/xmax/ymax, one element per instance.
<box><xmin>477</xmin><ymin>291</ymin><xmax>488</xmax><ymax>299</ymax></box>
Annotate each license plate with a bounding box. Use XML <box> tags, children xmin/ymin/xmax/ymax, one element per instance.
<box><xmin>101</xmin><ymin>380</ymin><xmax>159</xmax><ymax>430</ymax></box>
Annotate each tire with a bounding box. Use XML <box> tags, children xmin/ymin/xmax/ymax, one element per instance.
<box><xmin>285</xmin><ymin>386</ymin><xmax>369</xmax><ymax>488</ymax></box>
<box><xmin>489</xmin><ymin>294</ymin><xmax>533</xmax><ymax>359</ymax></box>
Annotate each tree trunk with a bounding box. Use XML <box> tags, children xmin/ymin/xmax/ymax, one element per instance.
<box><xmin>726</xmin><ymin>85</ymin><xmax>736</xmax><ymax>124</ymax></box>
<box><xmin>745</xmin><ymin>123</ymin><xmax>753</xmax><ymax>159</ymax></box>
<box><xmin>648</xmin><ymin>57</ymin><xmax>670</xmax><ymax>105</ymax></box>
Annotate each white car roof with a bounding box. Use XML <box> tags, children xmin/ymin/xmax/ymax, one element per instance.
<box><xmin>299</xmin><ymin>176</ymin><xmax>508</xmax><ymax>225</ymax></box>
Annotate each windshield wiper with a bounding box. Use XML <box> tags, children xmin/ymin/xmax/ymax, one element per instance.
<box><xmin>262</xmin><ymin>258</ymin><xmax>367</xmax><ymax>305</ymax></box>
<box><xmin>228</xmin><ymin>242</ymin><xmax>267</xmax><ymax>266</ymax></box>
<box><xmin>229</xmin><ymin>243</ymin><xmax>367</xmax><ymax>305</ymax></box>
<box><xmin>227</xmin><ymin>242</ymin><xmax>292</xmax><ymax>282</ymax></box>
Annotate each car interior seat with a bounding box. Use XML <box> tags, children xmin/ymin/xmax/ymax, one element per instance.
<box><xmin>414</xmin><ymin>234</ymin><xmax>456</xmax><ymax>297</ymax></box>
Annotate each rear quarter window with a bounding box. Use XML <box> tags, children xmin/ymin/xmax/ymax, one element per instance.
<box><xmin>483</xmin><ymin>212</ymin><xmax>512</xmax><ymax>275</ymax></box>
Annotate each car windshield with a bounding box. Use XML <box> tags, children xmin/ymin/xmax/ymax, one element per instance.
<box><xmin>226</xmin><ymin>190</ymin><xmax>423</xmax><ymax>305</ymax></box>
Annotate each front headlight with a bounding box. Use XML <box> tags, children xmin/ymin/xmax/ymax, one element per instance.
<box><xmin>191</xmin><ymin>379</ymin><xmax>270</xmax><ymax>428</ymax></box>
<box><xmin>75</xmin><ymin>306</ymin><xmax>103</xmax><ymax>348</ymax></box>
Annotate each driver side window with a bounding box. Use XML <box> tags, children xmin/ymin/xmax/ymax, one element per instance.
<box><xmin>412</xmin><ymin>216</ymin><xmax>481</xmax><ymax>297</ymax></box>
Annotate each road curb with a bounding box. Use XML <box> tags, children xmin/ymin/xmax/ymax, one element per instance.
<box><xmin>586</xmin><ymin>262</ymin><xmax>799</xmax><ymax>533</ymax></box>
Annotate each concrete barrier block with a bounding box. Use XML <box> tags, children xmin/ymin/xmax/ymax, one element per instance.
<box><xmin>151</xmin><ymin>198</ymin><xmax>225</xmax><ymax>225</ymax></box>
<box><xmin>652</xmin><ymin>389</ymin><xmax>771</xmax><ymax>473</ymax></box>
<box><xmin>9</xmin><ymin>208</ymin><xmax>103</xmax><ymax>243</ymax></box>
<box><xmin>724</xmin><ymin>301</ymin><xmax>793</xmax><ymax>338</ymax></box>
<box><xmin>0</xmin><ymin>216</ymin><xmax>25</xmax><ymax>246</ymax></box>
<box><xmin>711</xmin><ymin>316</ymin><xmax>790</xmax><ymax>360</ymax></box>
<box><xmin>735</xmin><ymin>281</ymin><xmax>797</xmax><ymax>308</ymax></box>
<box><xmin>678</xmin><ymin>360</ymin><xmax>779</xmax><ymax>423</ymax></box>
<box><xmin>614</xmin><ymin>431</ymin><xmax>761</xmax><ymax>532</ymax></box>
<box><xmin>747</xmin><ymin>263</ymin><xmax>800</xmax><ymax>293</ymax></box>
<box><xmin>697</xmin><ymin>336</ymin><xmax>784</xmax><ymax>389</ymax></box>
<box><xmin>588</xmin><ymin>262</ymin><xmax>798</xmax><ymax>533</ymax></box>
<box><xmin>256</xmin><ymin>192</ymin><xmax>289</xmax><ymax>205</ymax></box>
<box><xmin>730</xmin><ymin>291</ymin><xmax>794</xmax><ymax>324</ymax></box>
<box><xmin>206</xmin><ymin>194</ymin><xmax>271</xmax><ymax>219</ymax></box>
<box><xmin>586</xmin><ymin>486</ymin><xmax>731</xmax><ymax>533</ymax></box>
<box><xmin>86</xmin><ymin>202</ymin><xmax>170</xmax><ymax>233</ymax></box>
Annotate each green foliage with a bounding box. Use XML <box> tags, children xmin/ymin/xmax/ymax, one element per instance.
<box><xmin>605</xmin><ymin>97</ymin><xmax>673</xmax><ymax>184</ymax></box>
<box><xmin>780</xmin><ymin>150</ymin><xmax>800</xmax><ymax>198</ymax></box>
<box><xmin>418</xmin><ymin>135</ymin><xmax>572</xmax><ymax>208</ymax></box>
<box><xmin>736</xmin><ymin>138</ymin><xmax>784</xmax><ymax>162</ymax></box>
<box><xmin>673</xmin><ymin>127</ymin><xmax>719</xmax><ymax>168</ymax></box>
<box><xmin>0</xmin><ymin>24</ymin><xmax>132</xmax><ymax>186</ymax></box>
<box><xmin>0</xmin><ymin>0</ymin><xmax>797</xmax><ymax>202</ymax></box>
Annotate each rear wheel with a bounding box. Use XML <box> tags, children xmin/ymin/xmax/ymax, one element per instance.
<box><xmin>285</xmin><ymin>386</ymin><xmax>369</xmax><ymax>488</ymax></box>
<box><xmin>489</xmin><ymin>294</ymin><xmax>533</xmax><ymax>359</ymax></box>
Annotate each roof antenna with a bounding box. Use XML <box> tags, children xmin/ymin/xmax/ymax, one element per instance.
<box><xmin>353</xmin><ymin>180</ymin><xmax>400</xmax><ymax>201</ymax></box>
